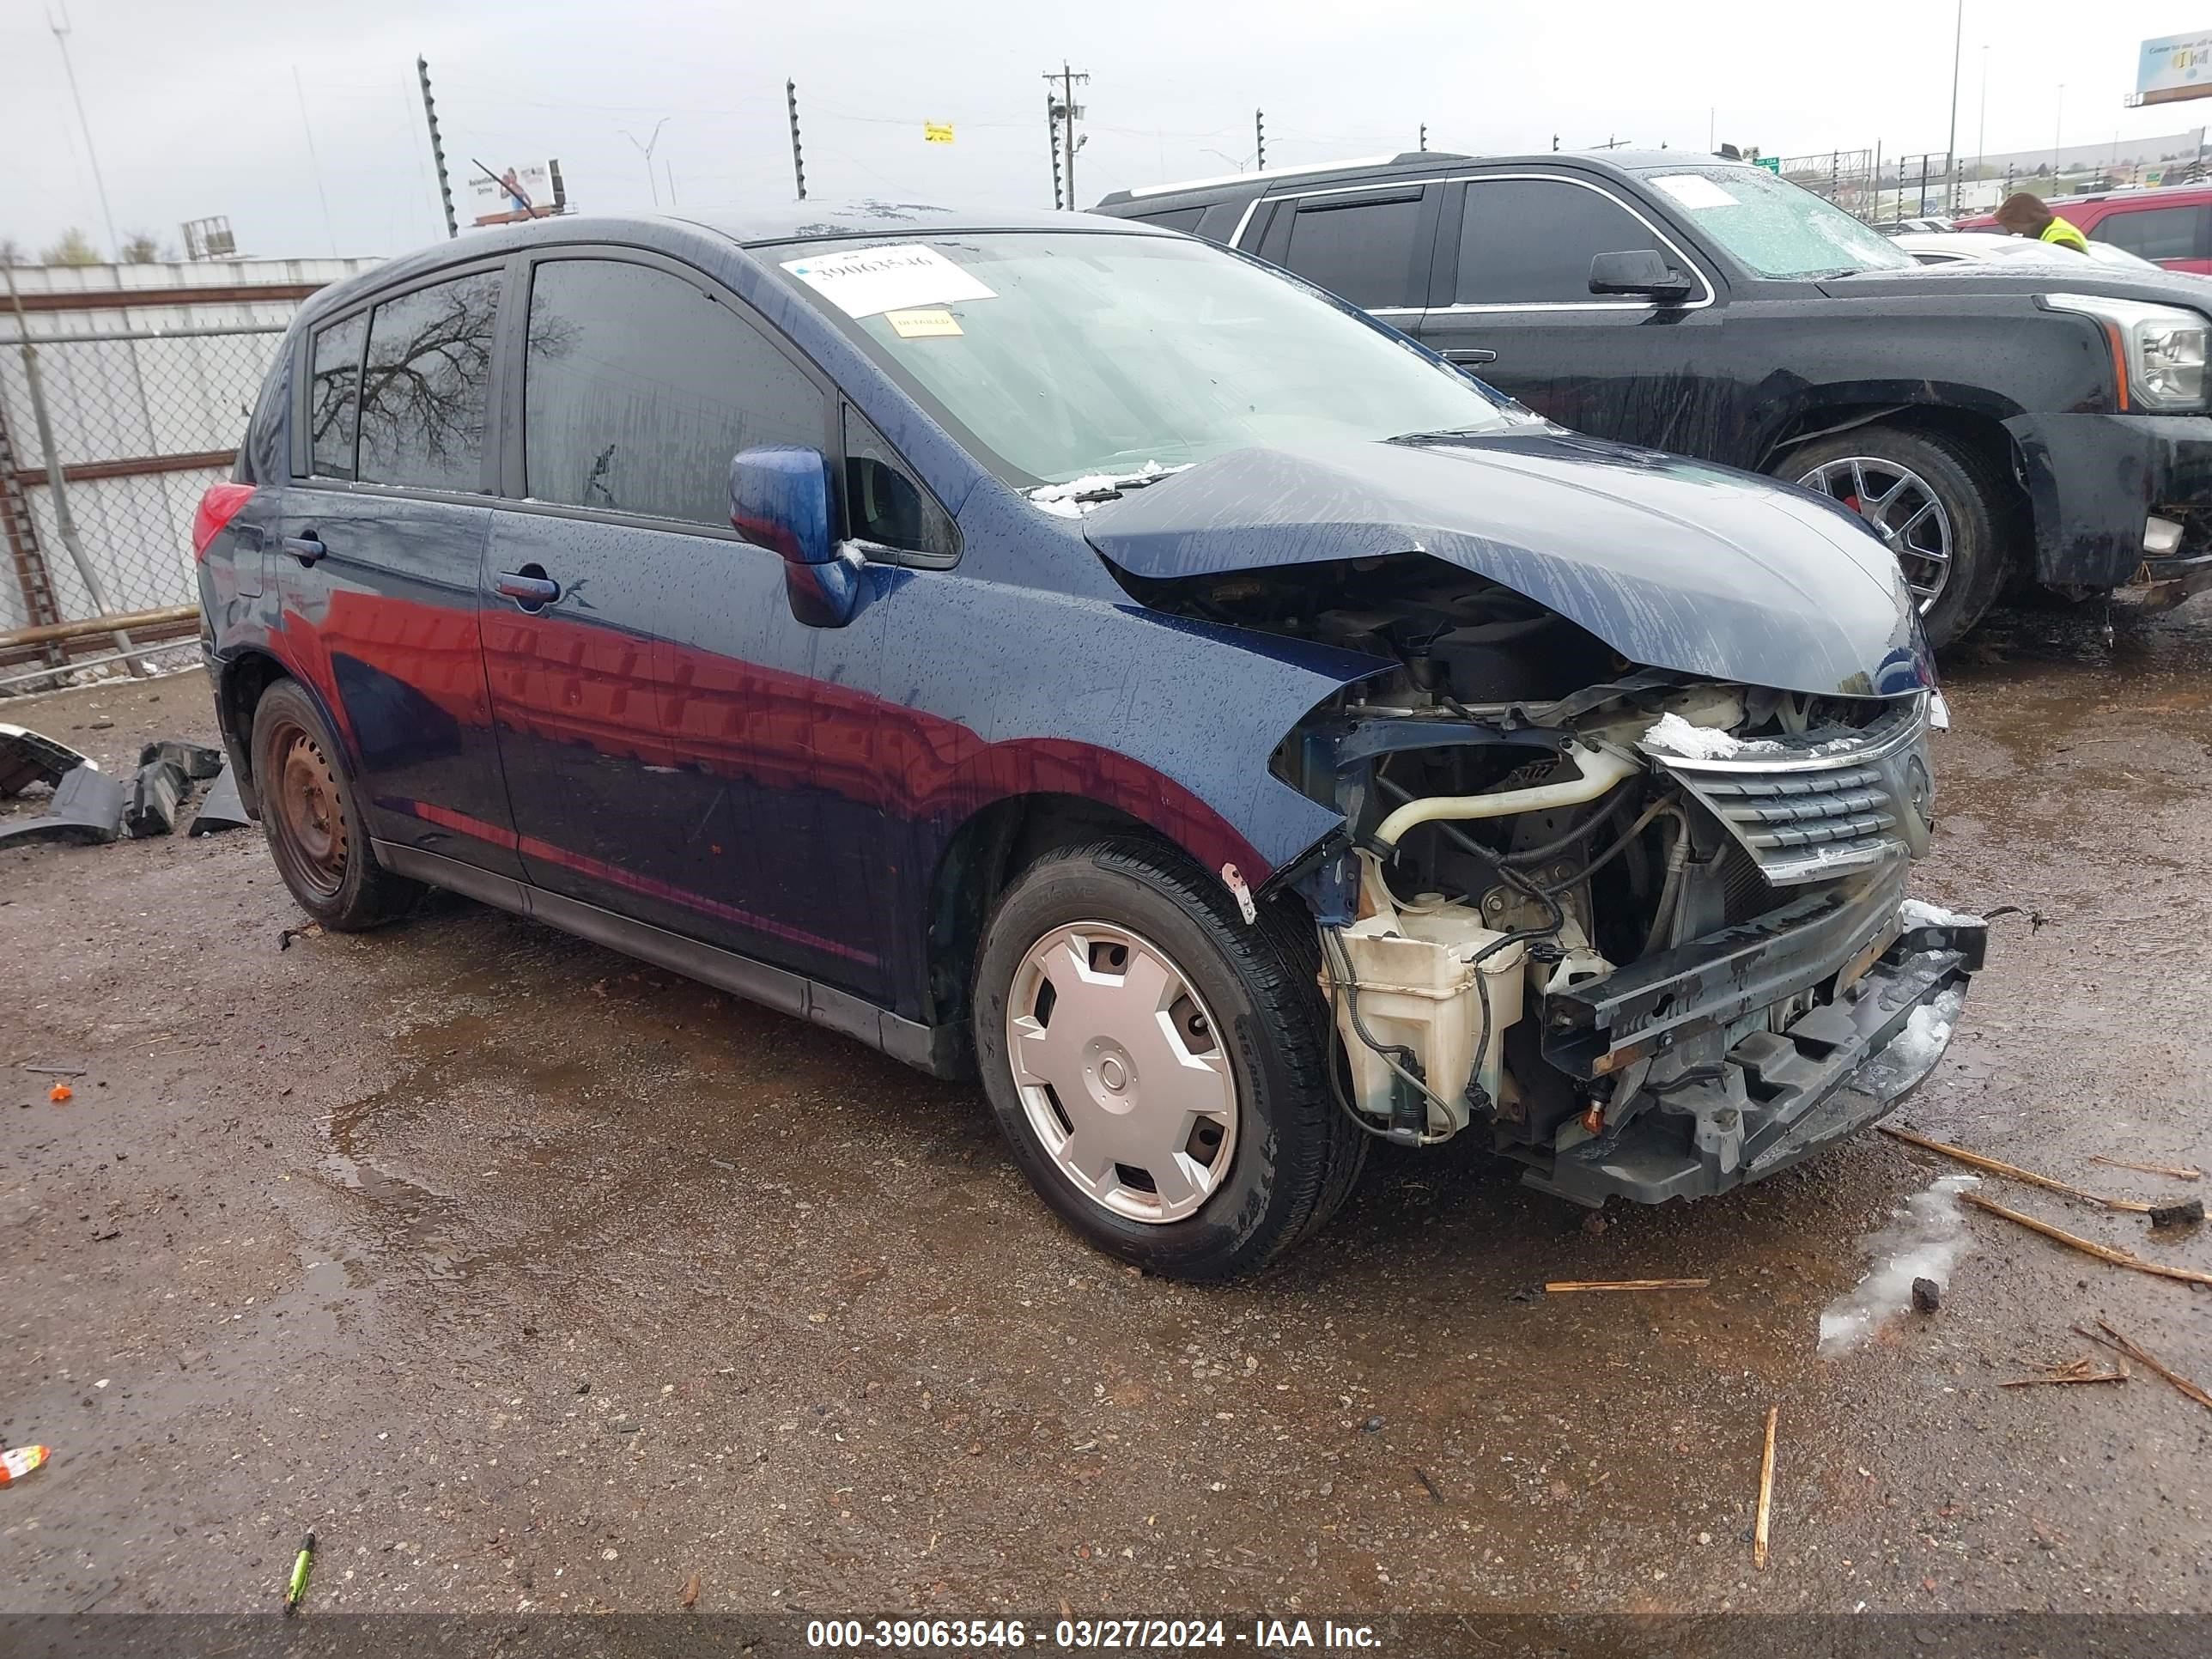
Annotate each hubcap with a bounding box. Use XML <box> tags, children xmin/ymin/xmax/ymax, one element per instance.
<box><xmin>1797</xmin><ymin>457</ymin><xmax>1954</xmax><ymax>612</ymax></box>
<box><xmin>270</xmin><ymin>722</ymin><xmax>347</xmax><ymax>898</ymax></box>
<box><xmin>1005</xmin><ymin>921</ymin><xmax>1237</xmax><ymax>1225</ymax></box>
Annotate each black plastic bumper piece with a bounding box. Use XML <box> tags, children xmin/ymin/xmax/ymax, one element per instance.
<box><xmin>1518</xmin><ymin>916</ymin><xmax>1987</xmax><ymax>1207</ymax></box>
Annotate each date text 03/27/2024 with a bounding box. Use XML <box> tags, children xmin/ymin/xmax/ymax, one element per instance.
<box><xmin>805</xmin><ymin>1618</ymin><xmax>1384</xmax><ymax>1650</ymax></box>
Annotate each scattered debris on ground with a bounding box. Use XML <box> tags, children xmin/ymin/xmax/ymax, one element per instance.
<box><xmin>2087</xmin><ymin>1155</ymin><xmax>2202</xmax><ymax>1182</ymax></box>
<box><xmin>1881</xmin><ymin>1125</ymin><xmax>2154</xmax><ymax>1212</ymax></box>
<box><xmin>187</xmin><ymin>764</ymin><xmax>250</xmax><ymax>836</ymax></box>
<box><xmin>2077</xmin><ymin>1322</ymin><xmax>2212</xmax><ymax>1413</ymax></box>
<box><xmin>1960</xmin><ymin>1193</ymin><xmax>2212</xmax><ymax>1287</ymax></box>
<box><xmin>46</xmin><ymin>1083</ymin><xmax>71</xmax><ymax>1103</ymax></box>
<box><xmin>282</xmin><ymin>1532</ymin><xmax>316</xmax><ymax>1615</ymax></box>
<box><xmin>3</xmin><ymin>722</ymin><xmax>246</xmax><ymax>847</ymax></box>
<box><xmin>1542</xmin><ymin>1278</ymin><xmax>1710</xmax><ymax>1293</ymax></box>
<box><xmin>1819</xmin><ymin>1174</ymin><xmax>1980</xmax><ymax>1355</ymax></box>
<box><xmin>0</xmin><ymin>764</ymin><xmax>125</xmax><ymax>845</ymax></box>
<box><xmin>137</xmin><ymin>738</ymin><xmax>222</xmax><ymax>780</ymax></box>
<box><xmin>0</xmin><ymin>725</ymin><xmax>90</xmax><ymax>796</ymax></box>
<box><xmin>1999</xmin><ymin>1353</ymin><xmax>2129</xmax><ymax>1389</ymax></box>
<box><xmin>1911</xmin><ymin>1276</ymin><xmax>1942</xmax><ymax>1313</ymax></box>
<box><xmin>20</xmin><ymin>1064</ymin><xmax>87</xmax><ymax>1079</ymax></box>
<box><xmin>125</xmin><ymin>755</ymin><xmax>191</xmax><ymax>838</ymax></box>
<box><xmin>679</xmin><ymin>1571</ymin><xmax>701</xmax><ymax>1609</ymax></box>
<box><xmin>0</xmin><ymin>1445</ymin><xmax>49</xmax><ymax>1486</ymax></box>
<box><xmin>2147</xmin><ymin>1198</ymin><xmax>2205</xmax><ymax>1230</ymax></box>
<box><xmin>278</xmin><ymin>922</ymin><xmax>324</xmax><ymax>951</ymax></box>
<box><xmin>1753</xmin><ymin>1406</ymin><xmax>1778</xmax><ymax>1571</ymax></box>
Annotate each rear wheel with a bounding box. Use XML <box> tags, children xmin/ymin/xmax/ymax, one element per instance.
<box><xmin>971</xmin><ymin>840</ymin><xmax>1364</xmax><ymax>1280</ymax></box>
<box><xmin>1784</xmin><ymin>425</ymin><xmax>2012</xmax><ymax>647</ymax></box>
<box><xmin>249</xmin><ymin>679</ymin><xmax>422</xmax><ymax>931</ymax></box>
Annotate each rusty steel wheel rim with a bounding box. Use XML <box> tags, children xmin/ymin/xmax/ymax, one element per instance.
<box><xmin>268</xmin><ymin>720</ymin><xmax>348</xmax><ymax>899</ymax></box>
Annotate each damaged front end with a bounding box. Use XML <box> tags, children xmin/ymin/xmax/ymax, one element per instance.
<box><xmin>1141</xmin><ymin>554</ymin><xmax>1986</xmax><ymax>1207</ymax></box>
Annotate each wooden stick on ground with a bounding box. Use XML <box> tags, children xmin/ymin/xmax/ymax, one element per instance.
<box><xmin>1881</xmin><ymin>1126</ymin><xmax>2154</xmax><ymax>1212</ymax></box>
<box><xmin>1998</xmin><ymin>1354</ymin><xmax>2129</xmax><ymax>1388</ymax></box>
<box><xmin>2087</xmin><ymin>1155</ymin><xmax>2203</xmax><ymax>1182</ymax></box>
<box><xmin>1543</xmin><ymin>1278</ymin><xmax>1711</xmax><ymax>1294</ymax></box>
<box><xmin>2076</xmin><ymin>1322</ymin><xmax>2212</xmax><ymax>1412</ymax></box>
<box><xmin>1960</xmin><ymin>1192</ymin><xmax>2212</xmax><ymax>1287</ymax></box>
<box><xmin>1753</xmin><ymin>1405</ymin><xmax>1778</xmax><ymax>1571</ymax></box>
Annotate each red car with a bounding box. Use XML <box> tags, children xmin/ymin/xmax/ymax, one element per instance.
<box><xmin>1961</xmin><ymin>184</ymin><xmax>2212</xmax><ymax>274</ymax></box>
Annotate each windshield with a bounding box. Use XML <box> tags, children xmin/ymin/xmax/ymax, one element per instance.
<box><xmin>770</xmin><ymin>231</ymin><xmax>1516</xmax><ymax>487</ymax></box>
<box><xmin>1638</xmin><ymin>165</ymin><xmax>1915</xmax><ymax>280</ymax></box>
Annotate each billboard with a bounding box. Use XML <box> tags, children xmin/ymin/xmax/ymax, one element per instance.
<box><xmin>2137</xmin><ymin>33</ymin><xmax>2212</xmax><ymax>106</ymax></box>
<box><xmin>470</xmin><ymin>161</ymin><xmax>567</xmax><ymax>226</ymax></box>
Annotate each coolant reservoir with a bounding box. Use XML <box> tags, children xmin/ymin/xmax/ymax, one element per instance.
<box><xmin>1324</xmin><ymin>878</ymin><xmax>1525</xmax><ymax>1140</ymax></box>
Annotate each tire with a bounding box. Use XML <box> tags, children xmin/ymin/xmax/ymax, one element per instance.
<box><xmin>1781</xmin><ymin>425</ymin><xmax>2014</xmax><ymax>647</ymax></box>
<box><xmin>971</xmin><ymin>838</ymin><xmax>1365</xmax><ymax>1281</ymax></box>
<box><xmin>249</xmin><ymin>678</ymin><xmax>422</xmax><ymax>931</ymax></box>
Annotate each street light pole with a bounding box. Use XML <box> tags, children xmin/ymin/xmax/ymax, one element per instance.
<box><xmin>1977</xmin><ymin>46</ymin><xmax>1989</xmax><ymax>180</ymax></box>
<box><xmin>48</xmin><ymin>3</ymin><xmax>120</xmax><ymax>261</ymax></box>
<box><xmin>1944</xmin><ymin>0</ymin><xmax>1963</xmax><ymax>211</ymax></box>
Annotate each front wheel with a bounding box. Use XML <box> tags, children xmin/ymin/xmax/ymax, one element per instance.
<box><xmin>971</xmin><ymin>840</ymin><xmax>1364</xmax><ymax>1281</ymax></box>
<box><xmin>1784</xmin><ymin>425</ymin><xmax>2014</xmax><ymax>647</ymax></box>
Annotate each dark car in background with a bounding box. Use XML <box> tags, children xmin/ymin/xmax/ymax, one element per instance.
<box><xmin>194</xmin><ymin>205</ymin><xmax>1981</xmax><ymax>1279</ymax></box>
<box><xmin>1097</xmin><ymin>152</ymin><xmax>2212</xmax><ymax>644</ymax></box>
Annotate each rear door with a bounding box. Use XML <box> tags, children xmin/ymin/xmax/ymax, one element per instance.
<box><xmin>279</xmin><ymin>265</ymin><xmax>523</xmax><ymax>878</ymax></box>
<box><xmin>1414</xmin><ymin>173</ymin><xmax>1729</xmax><ymax>453</ymax></box>
<box><xmin>482</xmin><ymin>250</ymin><xmax>896</xmax><ymax>1000</ymax></box>
<box><xmin>2084</xmin><ymin>199</ymin><xmax>2212</xmax><ymax>274</ymax></box>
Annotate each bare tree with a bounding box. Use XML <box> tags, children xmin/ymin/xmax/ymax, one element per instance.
<box><xmin>119</xmin><ymin>231</ymin><xmax>165</xmax><ymax>264</ymax></box>
<box><xmin>40</xmin><ymin>228</ymin><xmax>100</xmax><ymax>266</ymax></box>
<box><xmin>0</xmin><ymin>238</ymin><xmax>24</xmax><ymax>267</ymax></box>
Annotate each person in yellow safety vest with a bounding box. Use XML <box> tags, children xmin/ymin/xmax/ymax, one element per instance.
<box><xmin>1993</xmin><ymin>191</ymin><xmax>2090</xmax><ymax>252</ymax></box>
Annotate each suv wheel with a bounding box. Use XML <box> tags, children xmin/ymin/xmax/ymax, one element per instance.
<box><xmin>971</xmin><ymin>840</ymin><xmax>1364</xmax><ymax>1280</ymax></box>
<box><xmin>250</xmin><ymin>679</ymin><xmax>422</xmax><ymax>931</ymax></box>
<box><xmin>1784</xmin><ymin>425</ymin><xmax>2012</xmax><ymax>647</ymax></box>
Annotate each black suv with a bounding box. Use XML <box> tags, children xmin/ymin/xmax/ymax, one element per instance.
<box><xmin>1097</xmin><ymin>151</ymin><xmax>2212</xmax><ymax>644</ymax></box>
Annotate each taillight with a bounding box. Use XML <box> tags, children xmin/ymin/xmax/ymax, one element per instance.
<box><xmin>191</xmin><ymin>482</ymin><xmax>255</xmax><ymax>562</ymax></box>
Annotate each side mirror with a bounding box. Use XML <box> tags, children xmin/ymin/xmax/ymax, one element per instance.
<box><xmin>1589</xmin><ymin>248</ymin><xmax>1694</xmax><ymax>302</ymax></box>
<box><xmin>730</xmin><ymin>446</ymin><xmax>835</xmax><ymax>565</ymax></box>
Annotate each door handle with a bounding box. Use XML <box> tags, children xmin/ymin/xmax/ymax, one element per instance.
<box><xmin>1443</xmin><ymin>348</ymin><xmax>1498</xmax><ymax>365</ymax></box>
<box><xmin>495</xmin><ymin>569</ymin><xmax>562</xmax><ymax>611</ymax></box>
<box><xmin>282</xmin><ymin>535</ymin><xmax>326</xmax><ymax>565</ymax></box>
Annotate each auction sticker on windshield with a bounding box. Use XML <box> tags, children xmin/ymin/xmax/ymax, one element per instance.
<box><xmin>1650</xmin><ymin>173</ymin><xmax>1741</xmax><ymax>210</ymax></box>
<box><xmin>781</xmin><ymin>244</ymin><xmax>996</xmax><ymax>319</ymax></box>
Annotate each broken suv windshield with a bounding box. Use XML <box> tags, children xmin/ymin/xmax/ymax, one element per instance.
<box><xmin>772</xmin><ymin>231</ymin><xmax>1516</xmax><ymax>488</ymax></box>
<box><xmin>1639</xmin><ymin>164</ymin><xmax>1914</xmax><ymax>280</ymax></box>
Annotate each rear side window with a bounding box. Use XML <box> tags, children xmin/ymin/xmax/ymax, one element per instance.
<box><xmin>523</xmin><ymin>258</ymin><xmax>825</xmax><ymax>528</ymax></box>
<box><xmin>2092</xmin><ymin>204</ymin><xmax>2204</xmax><ymax>262</ymax></box>
<box><xmin>307</xmin><ymin>313</ymin><xmax>366</xmax><ymax>481</ymax></box>
<box><xmin>1267</xmin><ymin>192</ymin><xmax>1425</xmax><ymax>308</ymax></box>
<box><xmin>356</xmin><ymin>270</ymin><xmax>502</xmax><ymax>492</ymax></box>
<box><xmin>1134</xmin><ymin>206</ymin><xmax>1208</xmax><ymax>234</ymax></box>
<box><xmin>1456</xmin><ymin>179</ymin><xmax>1670</xmax><ymax>304</ymax></box>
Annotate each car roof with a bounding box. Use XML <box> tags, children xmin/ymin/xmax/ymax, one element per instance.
<box><xmin>2057</xmin><ymin>181</ymin><xmax>2212</xmax><ymax>208</ymax></box>
<box><xmin>1092</xmin><ymin>149</ymin><xmax>1719</xmax><ymax>210</ymax></box>
<box><xmin>684</xmin><ymin>200</ymin><xmax>1160</xmax><ymax>246</ymax></box>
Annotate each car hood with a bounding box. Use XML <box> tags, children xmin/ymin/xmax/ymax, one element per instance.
<box><xmin>1081</xmin><ymin>433</ymin><xmax>1932</xmax><ymax>700</ymax></box>
<box><xmin>1818</xmin><ymin>262</ymin><xmax>2212</xmax><ymax>310</ymax></box>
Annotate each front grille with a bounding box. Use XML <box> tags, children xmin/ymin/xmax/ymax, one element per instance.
<box><xmin>1642</xmin><ymin>699</ymin><xmax>1930</xmax><ymax>885</ymax></box>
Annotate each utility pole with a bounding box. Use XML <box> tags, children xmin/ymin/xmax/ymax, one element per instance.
<box><xmin>1977</xmin><ymin>46</ymin><xmax>1990</xmax><ymax>182</ymax></box>
<box><xmin>49</xmin><ymin>4</ymin><xmax>119</xmax><ymax>260</ymax></box>
<box><xmin>1046</xmin><ymin>90</ymin><xmax>1064</xmax><ymax>209</ymax></box>
<box><xmin>1944</xmin><ymin>0</ymin><xmax>1963</xmax><ymax>211</ymax></box>
<box><xmin>1042</xmin><ymin>64</ymin><xmax>1089</xmax><ymax>207</ymax></box>
<box><xmin>621</xmin><ymin>118</ymin><xmax>671</xmax><ymax>208</ymax></box>
<box><xmin>1418</xmin><ymin>123</ymin><xmax>1427</xmax><ymax>152</ymax></box>
<box><xmin>787</xmin><ymin>80</ymin><xmax>807</xmax><ymax>201</ymax></box>
<box><xmin>417</xmin><ymin>56</ymin><xmax>458</xmax><ymax>239</ymax></box>
<box><xmin>1255</xmin><ymin>108</ymin><xmax>1267</xmax><ymax>171</ymax></box>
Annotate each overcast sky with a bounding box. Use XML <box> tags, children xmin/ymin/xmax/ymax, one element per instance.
<box><xmin>3</xmin><ymin>1</ymin><xmax>2210</xmax><ymax>261</ymax></box>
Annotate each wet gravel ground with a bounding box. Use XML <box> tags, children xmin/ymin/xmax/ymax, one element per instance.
<box><xmin>3</xmin><ymin>600</ymin><xmax>2209</xmax><ymax>1623</ymax></box>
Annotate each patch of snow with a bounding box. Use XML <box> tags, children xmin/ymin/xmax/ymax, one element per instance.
<box><xmin>1025</xmin><ymin>460</ymin><xmax>1190</xmax><ymax>516</ymax></box>
<box><xmin>1818</xmin><ymin>1171</ymin><xmax>1980</xmax><ymax>1358</ymax></box>
<box><xmin>1641</xmin><ymin>712</ymin><xmax>1778</xmax><ymax>761</ymax></box>
<box><xmin>1851</xmin><ymin>981</ymin><xmax>1966</xmax><ymax>1102</ymax></box>
<box><xmin>1899</xmin><ymin>897</ymin><xmax>1986</xmax><ymax>930</ymax></box>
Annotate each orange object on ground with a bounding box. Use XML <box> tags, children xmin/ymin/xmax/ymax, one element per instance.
<box><xmin>1</xmin><ymin>1445</ymin><xmax>49</xmax><ymax>1485</ymax></box>
<box><xmin>47</xmin><ymin>1084</ymin><xmax>71</xmax><ymax>1103</ymax></box>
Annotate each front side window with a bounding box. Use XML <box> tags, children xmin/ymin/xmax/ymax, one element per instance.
<box><xmin>356</xmin><ymin>270</ymin><xmax>501</xmax><ymax>492</ymax></box>
<box><xmin>1638</xmin><ymin>164</ymin><xmax>1913</xmax><ymax>280</ymax></box>
<box><xmin>843</xmin><ymin>408</ymin><xmax>957</xmax><ymax>558</ymax></box>
<box><xmin>523</xmin><ymin>258</ymin><xmax>824</xmax><ymax>528</ymax></box>
<box><xmin>1269</xmin><ymin>193</ymin><xmax>1425</xmax><ymax>308</ymax></box>
<box><xmin>2093</xmin><ymin>204</ymin><xmax>2203</xmax><ymax>263</ymax></box>
<box><xmin>307</xmin><ymin>313</ymin><xmax>366</xmax><ymax>480</ymax></box>
<box><xmin>1457</xmin><ymin>179</ymin><xmax>1672</xmax><ymax>304</ymax></box>
<box><xmin>773</xmin><ymin>232</ymin><xmax>1513</xmax><ymax>489</ymax></box>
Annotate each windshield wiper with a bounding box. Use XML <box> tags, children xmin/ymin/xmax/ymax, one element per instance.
<box><xmin>1027</xmin><ymin>460</ymin><xmax>1191</xmax><ymax>517</ymax></box>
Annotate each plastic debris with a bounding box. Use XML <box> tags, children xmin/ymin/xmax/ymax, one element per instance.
<box><xmin>137</xmin><ymin>738</ymin><xmax>224</xmax><ymax>781</ymax></box>
<box><xmin>187</xmin><ymin>764</ymin><xmax>251</xmax><ymax>836</ymax></box>
<box><xmin>0</xmin><ymin>725</ymin><xmax>89</xmax><ymax>798</ymax></box>
<box><xmin>0</xmin><ymin>764</ymin><xmax>125</xmax><ymax>847</ymax></box>
<box><xmin>0</xmin><ymin>1444</ymin><xmax>49</xmax><ymax>1486</ymax></box>
<box><xmin>47</xmin><ymin>1083</ymin><xmax>71</xmax><ymax>1103</ymax></box>
<box><xmin>125</xmin><ymin>757</ymin><xmax>191</xmax><ymax>838</ymax></box>
<box><xmin>283</xmin><ymin>1531</ymin><xmax>315</xmax><ymax>1614</ymax></box>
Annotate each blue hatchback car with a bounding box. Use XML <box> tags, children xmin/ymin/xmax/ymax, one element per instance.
<box><xmin>195</xmin><ymin>204</ymin><xmax>1985</xmax><ymax>1279</ymax></box>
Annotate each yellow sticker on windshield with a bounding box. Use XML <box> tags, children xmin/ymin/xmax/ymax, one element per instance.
<box><xmin>887</xmin><ymin>307</ymin><xmax>963</xmax><ymax>338</ymax></box>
